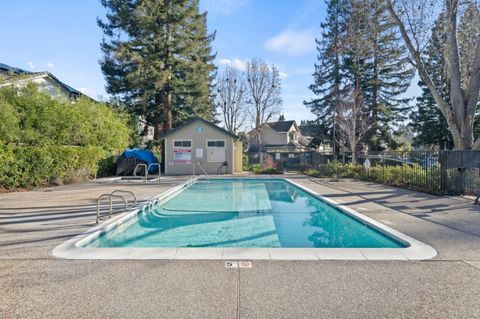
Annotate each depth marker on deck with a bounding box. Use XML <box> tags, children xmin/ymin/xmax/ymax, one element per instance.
<box><xmin>239</xmin><ymin>261</ymin><xmax>252</xmax><ymax>268</ymax></box>
<box><xmin>225</xmin><ymin>261</ymin><xmax>252</xmax><ymax>268</ymax></box>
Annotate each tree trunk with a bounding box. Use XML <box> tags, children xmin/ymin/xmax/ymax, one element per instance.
<box><xmin>386</xmin><ymin>0</ymin><xmax>470</xmax><ymax>149</ymax></box>
<box><xmin>154</xmin><ymin>123</ymin><xmax>162</xmax><ymax>140</ymax></box>
<box><xmin>162</xmin><ymin>90</ymin><xmax>172</xmax><ymax>133</ymax></box>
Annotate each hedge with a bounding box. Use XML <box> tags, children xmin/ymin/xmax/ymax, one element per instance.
<box><xmin>303</xmin><ymin>161</ymin><xmax>442</xmax><ymax>194</ymax></box>
<box><xmin>0</xmin><ymin>145</ymin><xmax>107</xmax><ymax>189</ymax></box>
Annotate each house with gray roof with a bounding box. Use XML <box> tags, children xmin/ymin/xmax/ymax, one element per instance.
<box><xmin>248</xmin><ymin>119</ymin><xmax>315</xmax><ymax>153</ymax></box>
<box><xmin>0</xmin><ymin>63</ymin><xmax>83</xmax><ymax>100</ymax></box>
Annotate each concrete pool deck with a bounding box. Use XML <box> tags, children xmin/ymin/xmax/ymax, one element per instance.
<box><xmin>1</xmin><ymin>175</ymin><xmax>480</xmax><ymax>318</ymax></box>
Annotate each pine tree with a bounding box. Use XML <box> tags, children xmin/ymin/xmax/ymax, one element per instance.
<box><xmin>306</xmin><ymin>0</ymin><xmax>414</xmax><ymax>151</ymax></box>
<box><xmin>172</xmin><ymin>0</ymin><xmax>217</xmax><ymax>126</ymax></box>
<box><xmin>343</xmin><ymin>0</ymin><xmax>414</xmax><ymax>150</ymax></box>
<box><xmin>304</xmin><ymin>0</ymin><xmax>349</xmax><ymax>154</ymax></box>
<box><xmin>98</xmin><ymin>0</ymin><xmax>216</xmax><ymax>137</ymax></box>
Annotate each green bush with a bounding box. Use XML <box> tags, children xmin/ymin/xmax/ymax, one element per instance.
<box><xmin>0</xmin><ymin>84</ymin><xmax>133</xmax><ymax>189</ymax></box>
<box><xmin>303</xmin><ymin>161</ymin><xmax>442</xmax><ymax>194</ymax></box>
<box><xmin>243</xmin><ymin>163</ymin><xmax>260</xmax><ymax>172</ymax></box>
<box><xmin>0</xmin><ymin>84</ymin><xmax>132</xmax><ymax>151</ymax></box>
<box><xmin>0</xmin><ymin>145</ymin><xmax>106</xmax><ymax>189</ymax></box>
<box><xmin>242</xmin><ymin>154</ymin><xmax>250</xmax><ymax>171</ymax></box>
<box><xmin>253</xmin><ymin>166</ymin><xmax>283</xmax><ymax>175</ymax></box>
<box><xmin>96</xmin><ymin>155</ymin><xmax>118</xmax><ymax>178</ymax></box>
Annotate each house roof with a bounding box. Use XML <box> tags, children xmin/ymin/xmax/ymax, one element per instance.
<box><xmin>0</xmin><ymin>63</ymin><xmax>31</xmax><ymax>75</ymax></box>
<box><xmin>266</xmin><ymin>120</ymin><xmax>296</xmax><ymax>132</ymax></box>
<box><xmin>0</xmin><ymin>63</ymin><xmax>83</xmax><ymax>98</ymax></box>
<box><xmin>158</xmin><ymin>117</ymin><xmax>239</xmax><ymax>140</ymax></box>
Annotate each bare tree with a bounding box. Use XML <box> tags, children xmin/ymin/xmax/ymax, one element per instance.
<box><xmin>336</xmin><ymin>86</ymin><xmax>371</xmax><ymax>164</ymax></box>
<box><xmin>386</xmin><ymin>0</ymin><xmax>480</xmax><ymax>149</ymax></box>
<box><xmin>245</xmin><ymin>58</ymin><xmax>283</xmax><ymax>161</ymax></box>
<box><xmin>216</xmin><ymin>66</ymin><xmax>247</xmax><ymax>133</ymax></box>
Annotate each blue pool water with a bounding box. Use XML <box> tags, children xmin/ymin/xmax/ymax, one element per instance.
<box><xmin>88</xmin><ymin>179</ymin><xmax>407</xmax><ymax>248</ymax></box>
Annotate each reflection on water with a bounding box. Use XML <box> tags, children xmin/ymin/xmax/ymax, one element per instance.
<box><xmin>89</xmin><ymin>179</ymin><xmax>405</xmax><ymax>248</ymax></box>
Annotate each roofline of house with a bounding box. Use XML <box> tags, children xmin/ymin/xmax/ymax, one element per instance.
<box><xmin>0</xmin><ymin>63</ymin><xmax>84</xmax><ymax>98</ymax></box>
<box><xmin>158</xmin><ymin>117</ymin><xmax>239</xmax><ymax>140</ymax></box>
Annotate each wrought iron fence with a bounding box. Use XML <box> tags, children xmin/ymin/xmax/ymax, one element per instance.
<box><xmin>247</xmin><ymin>150</ymin><xmax>480</xmax><ymax>196</ymax></box>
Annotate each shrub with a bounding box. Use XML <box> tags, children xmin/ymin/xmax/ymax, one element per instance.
<box><xmin>96</xmin><ymin>155</ymin><xmax>118</xmax><ymax>178</ymax></box>
<box><xmin>253</xmin><ymin>165</ymin><xmax>283</xmax><ymax>175</ymax></box>
<box><xmin>0</xmin><ymin>84</ymin><xmax>132</xmax><ymax>151</ymax></box>
<box><xmin>0</xmin><ymin>145</ymin><xmax>106</xmax><ymax>189</ymax></box>
<box><xmin>303</xmin><ymin>161</ymin><xmax>442</xmax><ymax>194</ymax></box>
<box><xmin>0</xmin><ymin>84</ymin><xmax>133</xmax><ymax>189</ymax></box>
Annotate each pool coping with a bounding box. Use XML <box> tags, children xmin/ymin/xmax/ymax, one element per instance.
<box><xmin>52</xmin><ymin>177</ymin><xmax>437</xmax><ymax>261</ymax></box>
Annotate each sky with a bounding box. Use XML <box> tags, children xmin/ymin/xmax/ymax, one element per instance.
<box><xmin>1</xmin><ymin>0</ymin><xmax>418</xmax><ymax>128</ymax></box>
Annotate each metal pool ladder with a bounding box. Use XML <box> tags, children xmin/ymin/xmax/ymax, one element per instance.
<box><xmin>148</xmin><ymin>163</ymin><xmax>161</xmax><ymax>181</ymax></box>
<box><xmin>133</xmin><ymin>163</ymin><xmax>148</xmax><ymax>182</ymax></box>
<box><xmin>96</xmin><ymin>190</ymin><xmax>137</xmax><ymax>224</ymax></box>
<box><xmin>133</xmin><ymin>163</ymin><xmax>161</xmax><ymax>182</ymax></box>
<box><xmin>193</xmin><ymin>162</ymin><xmax>209</xmax><ymax>182</ymax></box>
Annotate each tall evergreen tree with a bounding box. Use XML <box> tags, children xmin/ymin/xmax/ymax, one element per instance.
<box><xmin>306</xmin><ymin>0</ymin><xmax>414</xmax><ymax>152</ymax></box>
<box><xmin>172</xmin><ymin>0</ymin><xmax>216</xmax><ymax>126</ymax></box>
<box><xmin>98</xmin><ymin>0</ymin><xmax>216</xmax><ymax>138</ymax></box>
<box><xmin>304</xmin><ymin>0</ymin><xmax>349</xmax><ymax>154</ymax></box>
<box><xmin>362</xmin><ymin>0</ymin><xmax>414</xmax><ymax>149</ymax></box>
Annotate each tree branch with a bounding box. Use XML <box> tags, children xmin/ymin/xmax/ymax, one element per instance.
<box><xmin>386</xmin><ymin>0</ymin><xmax>462</xmax><ymax>146</ymax></box>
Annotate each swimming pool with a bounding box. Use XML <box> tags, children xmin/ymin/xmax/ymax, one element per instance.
<box><xmin>53</xmin><ymin>178</ymin><xmax>437</xmax><ymax>260</ymax></box>
<box><xmin>88</xmin><ymin>179</ymin><xmax>405</xmax><ymax>248</ymax></box>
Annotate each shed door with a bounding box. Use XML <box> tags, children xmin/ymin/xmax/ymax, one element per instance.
<box><xmin>207</xmin><ymin>140</ymin><xmax>226</xmax><ymax>162</ymax></box>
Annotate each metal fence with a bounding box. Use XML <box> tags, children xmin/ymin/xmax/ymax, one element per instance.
<box><xmin>248</xmin><ymin>150</ymin><xmax>480</xmax><ymax>196</ymax></box>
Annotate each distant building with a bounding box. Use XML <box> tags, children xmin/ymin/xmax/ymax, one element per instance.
<box><xmin>248</xmin><ymin>120</ymin><xmax>316</xmax><ymax>153</ymax></box>
<box><xmin>299</xmin><ymin>122</ymin><xmax>333</xmax><ymax>154</ymax></box>
<box><xmin>0</xmin><ymin>63</ymin><xmax>83</xmax><ymax>100</ymax></box>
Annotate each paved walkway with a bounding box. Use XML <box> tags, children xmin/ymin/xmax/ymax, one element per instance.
<box><xmin>1</xmin><ymin>176</ymin><xmax>479</xmax><ymax>318</ymax></box>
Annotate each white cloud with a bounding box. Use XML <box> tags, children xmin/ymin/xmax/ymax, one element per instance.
<box><xmin>202</xmin><ymin>0</ymin><xmax>249</xmax><ymax>16</ymax></box>
<box><xmin>264</xmin><ymin>29</ymin><xmax>316</xmax><ymax>56</ymax></box>
<box><xmin>46</xmin><ymin>62</ymin><xmax>54</xmax><ymax>68</ymax></box>
<box><xmin>279</xmin><ymin>71</ymin><xmax>288</xmax><ymax>80</ymax></box>
<box><xmin>26</xmin><ymin>61</ymin><xmax>35</xmax><ymax>69</ymax></box>
<box><xmin>77</xmin><ymin>88</ymin><xmax>88</xmax><ymax>94</ymax></box>
<box><xmin>219</xmin><ymin>58</ymin><xmax>247</xmax><ymax>71</ymax></box>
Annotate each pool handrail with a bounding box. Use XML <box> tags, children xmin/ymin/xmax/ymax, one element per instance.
<box><xmin>96</xmin><ymin>194</ymin><xmax>128</xmax><ymax>224</ymax></box>
<box><xmin>133</xmin><ymin>163</ymin><xmax>148</xmax><ymax>182</ymax></box>
<box><xmin>148</xmin><ymin>163</ymin><xmax>161</xmax><ymax>181</ymax></box>
<box><xmin>193</xmin><ymin>162</ymin><xmax>209</xmax><ymax>181</ymax></box>
<box><xmin>111</xmin><ymin>190</ymin><xmax>137</xmax><ymax>204</ymax></box>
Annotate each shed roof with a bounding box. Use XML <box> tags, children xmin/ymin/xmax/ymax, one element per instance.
<box><xmin>158</xmin><ymin>118</ymin><xmax>239</xmax><ymax>140</ymax></box>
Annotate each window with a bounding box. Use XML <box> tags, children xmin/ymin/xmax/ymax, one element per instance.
<box><xmin>207</xmin><ymin>139</ymin><xmax>226</xmax><ymax>162</ymax></box>
<box><xmin>289</xmin><ymin>132</ymin><xmax>298</xmax><ymax>143</ymax></box>
<box><xmin>173</xmin><ymin>140</ymin><xmax>192</xmax><ymax>148</ymax></box>
<box><xmin>173</xmin><ymin>140</ymin><xmax>192</xmax><ymax>164</ymax></box>
<box><xmin>207</xmin><ymin>140</ymin><xmax>224</xmax><ymax>147</ymax></box>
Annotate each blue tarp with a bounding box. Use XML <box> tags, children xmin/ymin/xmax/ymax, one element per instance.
<box><xmin>123</xmin><ymin>149</ymin><xmax>159</xmax><ymax>173</ymax></box>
